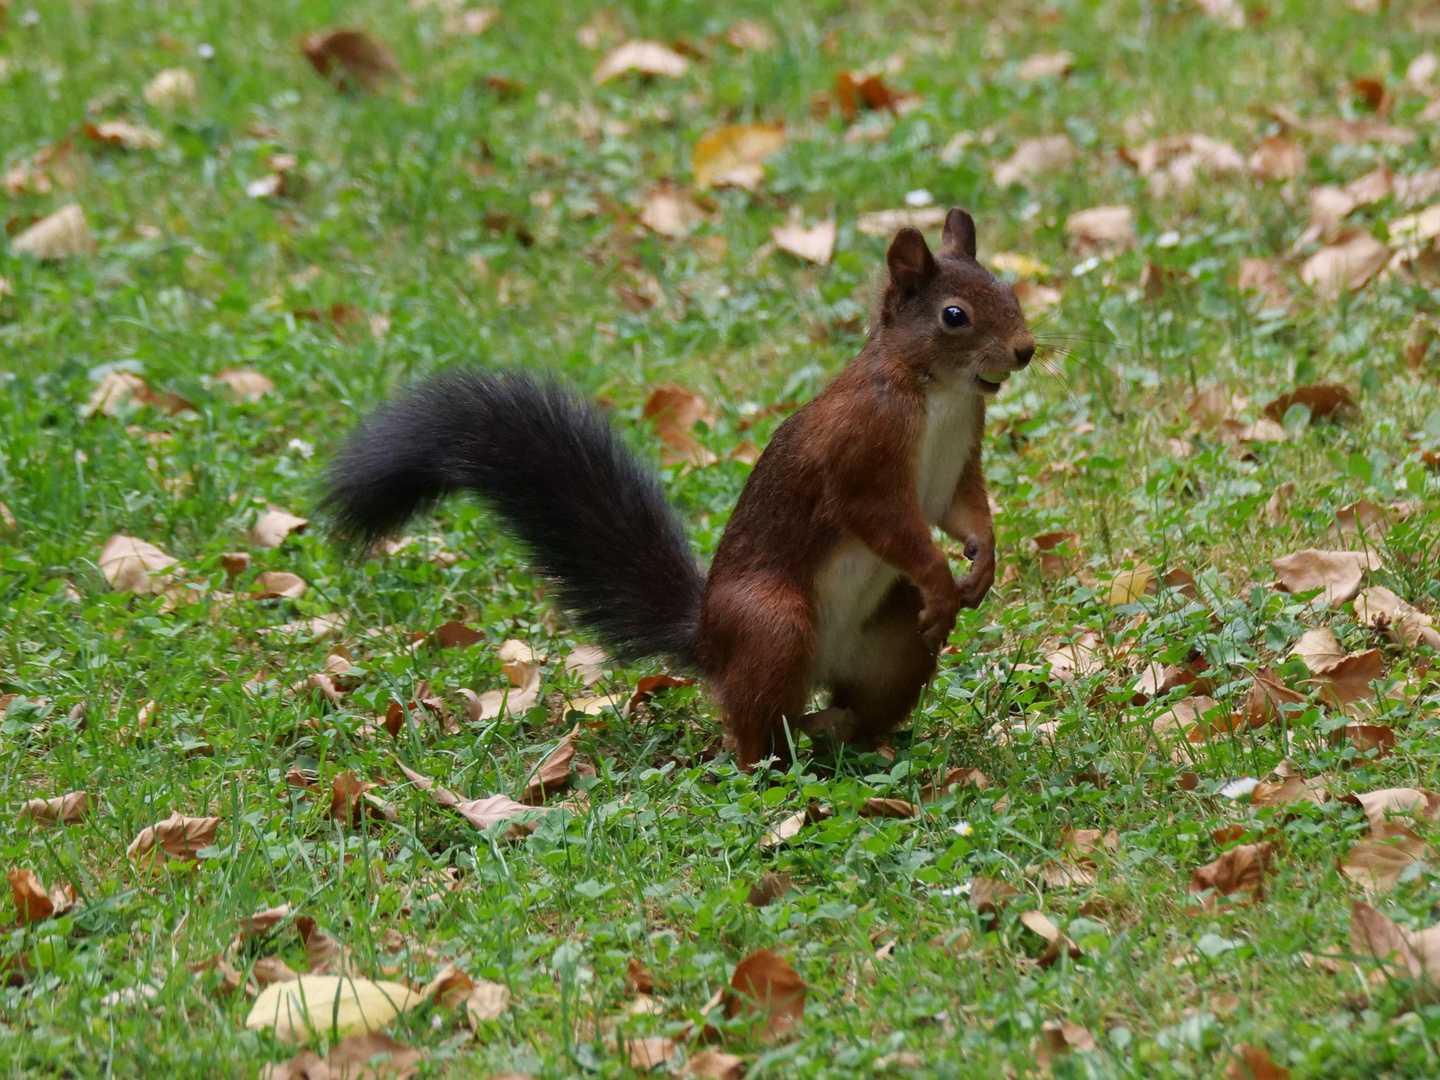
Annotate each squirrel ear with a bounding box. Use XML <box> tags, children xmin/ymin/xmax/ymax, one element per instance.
<box><xmin>886</xmin><ymin>227</ymin><xmax>937</xmax><ymax>288</ymax></box>
<box><xmin>940</xmin><ymin>208</ymin><xmax>978</xmax><ymax>259</ymax></box>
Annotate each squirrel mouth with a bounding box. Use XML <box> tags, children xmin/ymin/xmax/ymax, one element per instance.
<box><xmin>975</xmin><ymin>371</ymin><xmax>1011</xmax><ymax>395</ymax></box>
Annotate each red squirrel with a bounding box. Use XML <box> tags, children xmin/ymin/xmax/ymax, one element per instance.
<box><xmin>323</xmin><ymin>208</ymin><xmax>1034</xmax><ymax>769</ymax></box>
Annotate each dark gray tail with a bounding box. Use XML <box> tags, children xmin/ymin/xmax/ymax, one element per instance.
<box><xmin>321</xmin><ymin>370</ymin><xmax>704</xmax><ymax>668</ymax></box>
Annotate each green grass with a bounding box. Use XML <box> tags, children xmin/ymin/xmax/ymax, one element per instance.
<box><xmin>2</xmin><ymin>0</ymin><xmax>1440</xmax><ymax>1075</ymax></box>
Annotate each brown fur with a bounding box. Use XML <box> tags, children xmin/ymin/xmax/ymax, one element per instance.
<box><xmin>698</xmin><ymin>208</ymin><xmax>1033</xmax><ymax>767</ymax></box>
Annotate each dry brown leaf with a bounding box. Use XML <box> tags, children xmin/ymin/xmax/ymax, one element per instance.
<box><xmin>1330</xmin><ymin>499</ymin><xmax>1389</xmax><ymax>544</ymax></box>
<box><xmin>84</xmin><ymin>120</ymin><xmax>165</xmax><ymax>151</ymax></box>
<box><xmin>434</xmin><ymin>620</ymin><xmax>484</xmax><ymax>649</ymax></box>
<box><xmin>746</xmin><ymin>871</ymin><xmax>793</xmax><ymax>908</ymax></box>
<box><xmin>1238</xmin><ymin>258</ymin><xmax>1291</xmax><ymax>308</ymax></box>
<box><xmin>564</xmin><ymin>644</ymin><xmax>609</xmax><ymax>686</ymax></box>
<box><xmin>1186</xmin><ymin>384</ymin><xmax>1244</xmax><ymax>429</ymax></box>
<box><xmin>253</xmin><ymin>572</ymin><xmax>307</xmax><ymax>600</ymax></box>
<box><xmin>265</xmin><ymin>1032</ymin><xmax>422</xmax><ymax>1079</ymax></box>
<box><xmin>771</xmin><ymin>219</ymin><xmax>837</xmax><ymax>265</ymax></box>
<box><xmin>301</xmin><ymin>28</ymin><xmax>401</xmax><ymax>93</ymax></box>
<box><xmin>1190</xmin><ymin>842</ymin><xmax>1273</xmax><ymax>910</ymax></box>
<box><xmin>251</xmin><ymin>510</ymin><xmax>308</xmax><ymax>549</ymax></box>
<box><xmin>1272</xmin><ymin>548</ymin><xmax>1378</xmax><ymax>605</ymax></box>
<box><xmin>1310</xmin><ymin>648</ymin><xmax>1383</xmax><ymax>707</ymax></box>
<box><xmin>1015</xmin><ymin>51</ymin><xmax>1073</xmax><ymax>81</ymax></box>
<box><xmin>1032</xmin><ymin>531</ymin><xmax>1081</xmax><ymax>580</ymax></box>
<box><xmin>1291</xmin><ymin>627</ymin><xmax>1348</xmax><ymax>672</ymax></box>
<box><xmin>692</xmin><ymin>123</ymin><xmax>785</xmax><ymax>191</ymax></box>
<box><xmin>638</xmin><ymin>183</ymin><xmax>706</xmax><ymax>239</ymax></box>
<box><xmin>215</xmin><ymin>368</ymin><xmax>275</xmax><ymax>402</ymax></box>
<box><xmin>725</xmin><ymin>949</ymin><xmax>806</xmax><ymax>1043</ymax></box>
<box><xmin>99</xmin><ymin>535</ymin><xmax>178</xmax><ymax>594</ymax></box>
<box><xmin>1224</xmin><ymin>1044</ymin><xmax>1291</xmax><ymax>1080</ymax></box>
<box><xmin>127</xmin><ymin>811</ymin><xmax>220</xmax><ymax>866</ymax></box>
<box><xmin>919</xmin><ymin>767</ymin><xmax>988</xmax><ymax>802</ymax></box>
<box><xmin>12</xmin><ymin>203</ymin><xmax>94</xmax><ymax>259</ymax></box>
<box><xmin>1300</xmin><ymin>229</ymin><xmax>1388</xmax><ymax>298</ymax></box>
<box><xmin>7</xmin><ymin>868</ymin><xmax>75</xmax><ymax>924</ymax></box>
<box><xmin>1018</xmin><ymin>909</ymin><xmax>1082</xmax><ymax>967</ymax></box>
<box><xmin>239</xmin><ymin>904</ymin><xmax>292</xmax><ymax>939</ymax></box>
<box><xmin>627</xmin><ymin>673</ymin><xmax>697</xmax><ymax>713</ymax></box>
<box><xmin>1355</xmin><ymin>587</ymin><xmax>1440</xmax><ymax>649</ymax></box>
<box><xmin>1263</xmin><ymin>385</ymin><xmax>1357</xmax><ymax>424</ymax></box>
<box><xmin>644</xmin><ymin>384</ymin><xmax>717</xmax><ymax>467</ymax></box>
<box><xmin>1107</xmin><ymin>564</ymin><xmax>1153</xmax><ymax>606</ymax></box>
<box><xmin>521</xmin><ymin>724</ymin><xmax>579</xmax><ymax>804</ymax></box>
<box><xmin>593</xmin><ymin>40</ymin><xmax>688</xmax><ymax>84</ymax></box>
<box><xmin>993</xmin><ymin>135</ymin><xmax>1074</xmax><ymax>188</ymax></box>
<box><xmin>144</xmin><ymin>68</ymin><xmax>196</xmax><ymax>107</ymax></box>
<box><xmin>253</xmin><ymin>956</ymin><xmax>299</xmax><ymax>988</ymax></box>
<box><xmin>626</xmin><ymin>957</ymin><xmax>656</xmax><ymax>994</ymax></box>
<box><xmin>854</xmin><ymin>206</ymin><xmax>947</xmax><ymax>237</ymax></box>
<box><xmin>683</xmin><ymin>1049</ymin><xmax>747</xmax><ymax>1079</ymax></box>
<box><xmin>1337</xmin><ymin>723</ymin><xmax>1395</xmax><ymax>757</ymax></box>
<box><xmin>858</xmin><ymin>798</ymin><xmax>919</xmax><ymax>819</ymax></box>
<box><xmin>1245</xmin><ymin>668</ymin><xmax>1306</xmax><ymax>727</ymax></box>
<box><xmin>1345</xmin><ymin>788</ymin><xmax>1440</xmax><ymax>834</ymax></box>
<box><xmin>465</xmin><ymin>980</ymin><xmax>512</xmax><ymax>1026</ymax></box>
<box><xmin>832</xmin><ymin>70</ymin><xmax>917</xmax><ymax>118</ymax></box>
<box><xmin>1046</xmin><ymin>631</ymin><xmax>1103</xmax><ymax>681</ymax></box>
<box><xmin>1123</xmin><ymin>133</ymin><xmax>1243</xmax><ymax>195</ymax></box>
<box><xmin>725</xmin><ymin>20</ymin><xmax>775</xmax><ymax>51</ymax></box>
<box><xmin>328</xmin><ymin>772</ymin><xmax>395</xmax><ymax>827</ymax></box>
<box><xmin>441</xmin><ymin>6</ymin><xmax>497</xmax><ymax>37</ymax></box>
<box><xmin>297</xmin><ymin>916</ymin><xmax>356</xmax><ymax>976</ymax></box>
<box><xmin>1249</xmin><ymin>775</ymin><xmax>1329</xmax><ymax>807</ymax></box>
<box><xmin>398</xmin><ymin>762</ymin><xmax>540</xmax><ymax>837</ymax></box>
<box><xmin>20</xmin><ymin>791</ymin><xmax>92</xmax><ymax>826</ymax></box>
<box><xmin>619</xmin><ymin>1036</ymin><xmax>676</xmax><ymax>1071</ymax></box>
<box><xmin>1065</xmin><ymin>205</ymin><xmax>1135</xmax><ymax>248</ymax></box>
<box><xmin>1341</xmin><ymin>836</ymin><xmax>1429</xmax><ymax>894</ymax></box>
<box><xmin>1037</xmin><ymin>1019</ymin><xmax>1097</xmax><ymax>1070</ymax></box>
<box><xmin>1248</xmin><ymin>135</ymin><xmax>1304</xmax><ymax>180</ymax></box>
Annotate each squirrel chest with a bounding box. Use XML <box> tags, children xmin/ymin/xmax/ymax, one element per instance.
<box><xmin>812</xmin><ymin>384</ymin><xmax>979</xmax><ymax>679</ymax></box>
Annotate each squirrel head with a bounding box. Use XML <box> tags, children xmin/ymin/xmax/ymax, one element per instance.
<box><xmin>876</xmin><ymin>208</ymin><xmax>1035</xmax><ymax>396</ymax></box>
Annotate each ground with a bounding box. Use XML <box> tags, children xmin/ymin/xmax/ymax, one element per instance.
<box><xmin>2</xmin><ymin>0</ymin><xmax>1440</xmax><ymax>1076</ymax></box>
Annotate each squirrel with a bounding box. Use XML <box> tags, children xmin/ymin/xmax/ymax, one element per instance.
<box><xmin>322</xmin><ymin>207</ymin><xmax>1034</xmax><ymax>770</ymax></box>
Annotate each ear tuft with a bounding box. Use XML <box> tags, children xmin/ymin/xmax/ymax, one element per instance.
<box><xmin>886</xmin><ymin>227</ymin><xmax>937</xmax><ymax>288</ymax></box>
<box><xmin>940</xmin><ymin>208</ymin><xmax>978</xmax><ymax>259</ymax></box>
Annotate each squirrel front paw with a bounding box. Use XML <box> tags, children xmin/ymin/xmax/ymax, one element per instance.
<box><xmin>955</xmin><ymin>534</ymin><xmax>995</xmax><ymax>608</ymax></box>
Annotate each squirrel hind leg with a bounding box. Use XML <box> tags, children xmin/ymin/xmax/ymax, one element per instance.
<box><xmin>705</xmin><ymin>576</ymin><xmax>816</xmax><ymax>771</ymax></box>
<box><xmin>828</xmin><ymin>581</ymin><xmax>939</xmax><ymax>746</ymax></box>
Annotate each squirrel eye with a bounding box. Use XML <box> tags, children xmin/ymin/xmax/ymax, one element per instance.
<box><xmin>941</xmin><ymin>305</ymin><xmax>969</xmax><ymax>328</ymax></box>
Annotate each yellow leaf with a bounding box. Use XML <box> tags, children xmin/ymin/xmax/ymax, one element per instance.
<box><xmin>1106</xmin><ymin>564</ymin><xmax>1153</xmax><ymax>606</ymax></box>
<box><xmin>244</xmin><ymin>975</ymin><xmax>419</xmax><ymax>1041</ymax></box>
<box><xmin>692</xmin><ymin>123</ymin><xmax>785</xmax><ymax>190</ymax></box>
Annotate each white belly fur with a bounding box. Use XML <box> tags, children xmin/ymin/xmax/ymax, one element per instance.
<box><xmin>812</xmin><ymin>387</ymin><xmax>978</xmax><ymax>682</ymax></box>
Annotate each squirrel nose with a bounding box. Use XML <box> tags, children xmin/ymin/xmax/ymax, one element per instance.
<box><xmin>1014</xmin><ymin>342</ymin><xmax>1035</xmax><ymax>367</ymax></box>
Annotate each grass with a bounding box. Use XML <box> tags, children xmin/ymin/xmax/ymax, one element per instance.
<box><xmin>2</xmin><ymin>0</ymin><xmax>1440</xmax><ymax>1075</ymax></box>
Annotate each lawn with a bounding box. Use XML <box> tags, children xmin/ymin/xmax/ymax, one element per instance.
<box><xmin>3</xmin><ymin>0</ymin><xmax>1440</xmax><ymax>1076</ymax></box>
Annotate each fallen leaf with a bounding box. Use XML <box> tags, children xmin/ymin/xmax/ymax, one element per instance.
<box><xmin>746</xmin><ymin>871</ymin><xmax>793</xmax><ymax>908</ymax></box>
<box><xmin>1046</xmin><ymin>631</ymin><xmax>1103</xmax><ymax>681</ymax></box>
<box><xmin>1032</xmin><ymin>531</ymin><xmax>1081</xmax><ymax>580</ymax></box>
<box><xmin>626</xmin><ymin>957</ymin><xmax>656</xmax><ymax>994</ymax></box>
<box><xmin>855</xmin><ymin>206</ymin><xmax>947</xmax><ymax>237</ymax></box>
<box><xmin>435</xmin><ymin>621</ymin><xmax>485</xmax><ymax>649</ymax></box>
<box><xmin>1037</xmin><ymin>1019</ymin><xmax>1097</xmax><ymax>1070</ymax></box>
<box><xmin>301</xmin><ymin>28</ymin><xmax>401</xmax><ymax>93</ymax></box>
<box><xmin>245</xmin><ymin>975</ymin><xmax>419</xmax><ymax>1041</ymax></box>
<box><xmin>143</xmin><ymin>67</ymin><xmax>196</xmax><ymax>107</ymax></box>
<box><xmin>265</xmin><ymin>1033</ymin><xmax>422</xmax><ymax>1080</ymax></box>
<box><xmin>7</xmin><ymin>868</ymin><xmax>75</xmax><ymax>923</ymax></box>
<box><xmin>1107</xmin><ymin>564</ymin><xmax>1153</xmax><ymax>606</ymax></box>
<box><xmin>251</xmin><ymin>510</ymin><xmax>309</xmax><ymax>548</ymax></box>
<box><xmin>832</xmin><ymin>70</ymin><xmax>916</xmax><ymax>117</ymax></box>
<box><xmin>253</xmin><ymin>956</ymin><xmax>300</xmax><ymax>987</ymax></box>
<box><xmin>644</xmin><ymin>384</ymin><xmax>717</xmax><ymax>467</ymax></box>
<box><xmin>1264</xmin><ymin>385</ymin><xmax>1357</xmax><ymax>425</ymax></box>
<box><xmin>1346</xmin><ymin>788</ymin><xmax>1440</xmax><ymax>834</ymax></box>
<box><xmin>627</xmin><ymin>673</ymin><xmax>697</xmax><ymax>713</ymax></box>
<box><xmin>1249</xmin><ymin>774</ymin><xmax>1328</xmax><ymax>807</ymax></box>
<box><xmin>988</xmin><ymin>251</ymin><xmax>1051</xmax><ymax>278</ymax></box>
<box><xmin>1065</xmin><ymin>205</ymin><xmax>1135</xmax><ymax>248</ymax></box>
<box><xmin>1291</xmin><ymin>627</ymin><xmax>1348</xmax><ymax>673</ymax></box>
<box><xmin>20</xmin><ymin>791</ymin><xmax>92</xmax><ymax>826</ymax></box>
<box><xmin>692</xmin><ymin>123</ymin><xmax>785</xmax><ymax>190</ymax></box>
<box><xmin>1341</xmin><ymin>836</ymin><xmax>1429</xmax><ymax>894</ymax></box>
<box><xmin>84</xmin><ymin>120</ymin><xmax>164</xmax><ymax>151</ymax></box>
<box><xmin>328</xmin><ymin>772</ymin><xmax>396</xmax><ymax>826</ymax></box>
<box><xmin>1310</xmin><ymin>648</ymin><xmax>1383</xmax><ymax>708</ymax></box>
<box><xmin>521</xmin><ymin>725</ymin><xmax>579</xmax><ymax>804</ymax></box>
<box><xmin>465</xmin><ymin>980</ymin><xmax>512</xmax><ymax>1026</ymax></box>
<box><xmin>1245</xmin><ymin>667</ymin><xmax>1306</xmax><ymax>727</ymax></box>
<box><xmin>1265</xmin><ymin>482</ymin><xmax>1295</xmax><ymax>524</ymax></box>
<box><xmin>253</xmin><ymin>572</ymin><xmax>307</xmax><ymax>600</ymax></box>
<box><xmin>1238</xmin><ymin>258</ymin><xmax>1291</xmax><ymax>308</ymax></box>
<box><xmin>1197</xmin><ymin>0</ymin><xmax>1244</xmax><ymax>27</ymax></box>
<box><xmin>398</xmin><ymin>762</ymin><xmax>541</xmax><ymax>837</ymax></box>
<box><xmin>683</xmin><ymin>1049</ymin><xmax>747</xmax><ymax>1079</ymax></box>
<box><xmin>1122</xmin><ymin>133</ymin><xmax>1243</xmax><ymax>195</ymax></box>
<box><xmin>1272</xmin><ymin>548</ymin><xmax>1378</xmax><ymax>605</ymax></box>
<box><xmin>100</xmin><ymin>536</ymin><xmax>178</xmax><ymax>595</ymax></box>
<box><xmin>638</xmin><ymin>183</ymin><xmax>706</xmax><ymax>239</ymax></box>
<box><xmin>1019</xmin><ymin>909</ymin><xmax>1082</xmax><ymax>967</ymax></box>
<box><xmin>858</xmin><ymin>798</ymin><xmax>919</xmax><ymax>819</ymax></box>
<box><xmin>1224</xmin><ymin>1044</ymin><xmax>1291</xmax><ymax>1080</ymax></box>
<box><xmin>1337</xmin><ymin>723</ymin><xmax>1395</xmax><ymax>757</ymax></box>
<box><xmin>1248</xmin><ymin>135</ymin><xmax>1304</xmax><ymax>180</ymax></box>
<box><xmin>1300</xmin><ymin>229</ymin><xmax>1388</xmax><ymax>299</ymax></box>
<box><xmin>725</xmin><ymin>949</ymin><xmax>806</xmax><ymax>1043</ymax></box>
<box><xmin>993</xmin><ymin>135</ymin><xmax>1074</xmax><ymax>188</ymax></box>
<box><xmin>1015</xmin><ymin>50</ymin><xmax>1073</xmax><ymax>81</ymax></box>
<box><xmin>1190</xmin><ymin>842</ymin><xmax>1273</xmax><ymax>910</ymax></box>
<box><xmin>215</xmin><ymin>368</ymin><xmax>276</xmax><ymax>402</ymax></box>
<box><xmin>126</xmin><ymin>811</ymin><xmax>220</xmax><ymax>866</ymax></box>
<box><xmin>1355</xmin><ymin>587</ymin><xmax>1440</xmax><ymax>649</ymax></box>
<box><xmin>441</xmin><ymin>6</ymin><xmax>497</xmax><ymax>36</ymax></box>
<box><xmin>772</xmin><ymin>219</ymin><xmax>837</xmax><ymax>265</ymax></box>
<box><xmin>12</xmin><ymin>203</ymin><xmax>94</xmax><ymax>259</ymax></box>
<box><xmin>919</xmin><ymin>767</ymin><xmax>988</xmax><ymax>802</ymax></box>
<box><xmin>593</xmin><ymin>40</ymin><xmax>688</xmax><ymax>84</ymax></box>
<box><xmin>239</xmin><ymin>904</ymin><xmax>292</xmax><ymax>939</ymax></box>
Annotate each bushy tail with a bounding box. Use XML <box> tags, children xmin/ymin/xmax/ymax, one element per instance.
<box><xmin>321</xmin><ymin>370</ymin><xmax>705</xmax><ymax>668</ymax></box>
